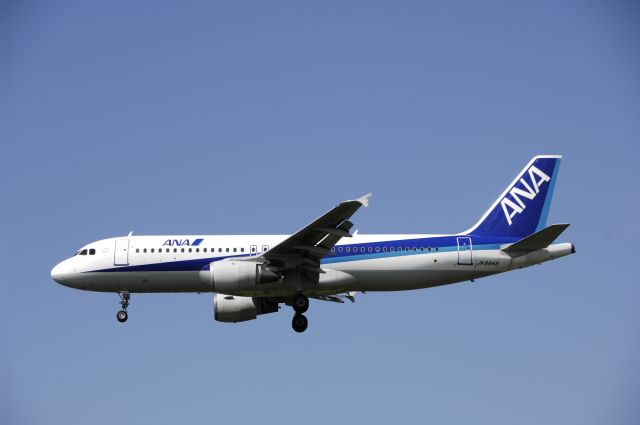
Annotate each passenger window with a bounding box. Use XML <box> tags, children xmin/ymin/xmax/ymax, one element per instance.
<box><xmin>361</xmin><ymin>247</ymin><xmax>365</xmax><ymax>252</ymax></box>
<box><xmin>136</xmin><ymin>249</ymin><xmax>140</xmax><ymax>253</ymax></box>
<box><xmin>219</xmin><ymin>248</ymin><xmax>222</xmax><ymax>252</ymax></box>
<box><xmin>174</xmin><ymin>248</ymin><xmax>177</xmax><ymax>253</ymax></box>
<box><xmin>241</xmin><ymin>248</ymin><xmax>244</xmax><ymax>252</ymax></box>
<box><xmin>383</xmin><ymin>247</ymin><xmax>387</xmax><ymax>252</ymax></box>
<box><xmin>203</xmin><ymin>248</ymin><xmax>207</xmax><ymax>252</ymax></box>
<box><xmin>338</xmin><ymin>247</ymin><xmax>343</xmax><ymax>252</ymax></box>
<box><xmin>166</xmin><ymin>248</ymin><xmax>170</xmax><ymax>253</ymax></box>
<box><xmin>188</xmin><ymin>248</ymin><xmax>192</xmax><ymax>253</ymax></box>
<box><xmin>226</xmin><ymin>248</ymin><xmax>229</xmax><ymax>252</ymax></box>
<box><xmin>428</xmin><ymin>247</ymin><xmax>431</xmax><ymax>251</ymax></box>
<box><xmin>143</xmin><ymin>249</ymin><xmax>147</xmax><ymax>253</ymax></box>
<box><xmin>233</xmin><ymin>248</ymin><xmax>237</xmax><ymax>252</ymax></box>
<box><xmin>181</xmin><ymin>248</ymin><xmax>185</xmax><ymax>253</ymax></box>
<box><xmin>331</xmin><ymin>247</ymin><xmax>335</xmax><ymax>253</ymax></box>
<box><xmin>390</xmin><ymin>247</ymin><xmax>395</xmax><ymax>252</ymax></box>
<box><xmin>196</xmin><ymin>248</ymin><xmax>200</xmax><ymax>253</ymax></box>
<box><xmin>375</xmin><ymin>247</ymin><xmax>380</xmax><ymax>252</ymax></box>
<box><xmin>413</xmin><ymin>247</ymin><xmax>417</xmax><ymax>251</ymax></box>
<box><xmin>345</xmin><ymin>247</ymin><xmax>350</xmax><ymax>252</ymax></box>
<box><xmin>368</xmin><ymin>247</ymin><xmax>372</xmax><ymax>252</ymax></box>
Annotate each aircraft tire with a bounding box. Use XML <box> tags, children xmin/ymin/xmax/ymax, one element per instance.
<box><xmin>116</xmin><ymin>310</ymin><xmax>128</xmax><ymax>323</ymax></box>
<box><xmin>292</xmin><ymin>313</ymin><xmax>308</xmax><ymax>333</ymax></box>
<box><xmin>292</xmin><ymin>294</ymin><xmax>309</xmax><ymax>314</ymax></box>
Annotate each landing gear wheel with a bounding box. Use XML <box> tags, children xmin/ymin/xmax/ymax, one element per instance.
<box><xmin>116</xmin><ymin>310</ymin><xmax>128</xmax><ymax>323</ymax></box>
<box><xmin>117</xmin><ymin>291</ymin><xmax>130</xmax><ymax>324</ymax></box>
<box><xmin>292</xmin><ymin>313</ymin><xmax>308</xmax><ymax>333</ymax></box>
<box><xmin>292</xmin><ymin>294</ymin><xmax>309</xmax><ymax>314</ymax></box>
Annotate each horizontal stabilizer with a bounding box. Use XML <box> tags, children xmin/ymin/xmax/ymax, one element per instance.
<box><xmin>502</xmin><ymin>223</ymin><xmax>570</xmax><ymax>257</ymax></box>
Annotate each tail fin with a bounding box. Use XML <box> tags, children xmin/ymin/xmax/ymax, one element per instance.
<box><xmin>463</xmin><ymin>155</ymin><xmax>562</xmax><ymax>238</ymax></box>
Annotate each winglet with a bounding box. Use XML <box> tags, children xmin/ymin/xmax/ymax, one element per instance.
<box><xmin>356</xmin><ymin>193</ymin><xmax>373</xmax><ymax>207</ymax></box>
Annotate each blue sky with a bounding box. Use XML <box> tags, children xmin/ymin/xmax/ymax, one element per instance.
<box><xmin>2</xmin><ymin>1</ymin><xmax>639</xmax><ymax>424</ymax></box>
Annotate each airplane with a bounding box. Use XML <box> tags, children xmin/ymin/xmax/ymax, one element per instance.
<box><xmin>51</xmin><ymin>155</ymin><xmax>575</xmax><ymax>333</ymax></box>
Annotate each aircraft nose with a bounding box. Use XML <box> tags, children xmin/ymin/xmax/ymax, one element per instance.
<box><xmin>51</xmin><ymin>262</ymin><xmax>68</xmax><ymax>284</ymax></box>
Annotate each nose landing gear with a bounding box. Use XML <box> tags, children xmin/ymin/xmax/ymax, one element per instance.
<box><xmin>116</xmin><ymin>291</ymin><xmax>130</xmax><ymax>323</ymax></box>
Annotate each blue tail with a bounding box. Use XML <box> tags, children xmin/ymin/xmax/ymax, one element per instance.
<box><xmin>464</xmin><ymin>155</ymin><xmax>562</xmax><ymax>238</ymax></box>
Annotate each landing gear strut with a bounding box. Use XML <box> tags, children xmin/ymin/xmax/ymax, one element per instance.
<box><xmin>291</xmin><ymin>293</ymin><xmax>309</xmax><ymax>332</ymax></box>
<box><xmin>117</xmin><ymin>291</ymin><xmax>130</xmax><ymax>323</ymax></box>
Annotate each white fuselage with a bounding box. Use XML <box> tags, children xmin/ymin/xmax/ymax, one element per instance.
<box><xmin>51</xmin><ymin>234</ymin><xmax>574</xmax><ymax>297</ymax></box>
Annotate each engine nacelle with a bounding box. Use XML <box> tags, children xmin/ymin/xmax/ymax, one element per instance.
<box><xmin>213</xmin><ymin>294</ymin><xmax>278</xmax><ymax>323</ymax></box>
<box><xmin>200</xmin><ymin>260</ymin><xmax>279</xmax><ymax>294</ymax></box>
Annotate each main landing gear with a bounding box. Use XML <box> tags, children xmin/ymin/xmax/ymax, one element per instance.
<box><xmin>292</xmin><ymin>313</ymin><xmax>308</xmax><ymax>333</ymax></box>
<box><xmin>291</xmin><ymin>293</ymin><xmax>309</xmax><ymax>333</ymax></box>
<box><xmin>116</xmin><ymin>291</ymin><xmax>130</xmax><ymax>323</ymax></box>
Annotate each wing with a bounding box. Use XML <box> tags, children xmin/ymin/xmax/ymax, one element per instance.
<box><xmin>253</xmin><ymin>193</ymin><xmax>372</xmax><ymax>279</ymax></box>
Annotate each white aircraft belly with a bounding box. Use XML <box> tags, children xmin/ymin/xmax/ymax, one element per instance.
<box><xmin>323</xmin><ymin>252</ymin><xmax>487</xmax><ymax>291</ymax></box>
<box><xmin>76</xmin><ymin>271</ymin><xmax>207</xmax><ymax>293</ymax></box>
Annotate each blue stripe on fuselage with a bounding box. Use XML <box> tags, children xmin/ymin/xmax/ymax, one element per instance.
<box><xmin>321</xmin><ymin>243</ymin><xmax>500</xmax><ymax>264</ymax></box>
<box><xmin>88</xmin><ymin>253</ymin><xmax>252</xmax><ymax>273</ymax></box>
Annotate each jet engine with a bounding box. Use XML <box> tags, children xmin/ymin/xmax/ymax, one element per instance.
<box><xmin>200</xmin><ymin>260</ymin><xmax>280</xmax><ymax>294</ymax></box>
<box><xmin>214</xmin><ymin>294</ymin><xmax>278</xmax><ymax>323</ymax></box>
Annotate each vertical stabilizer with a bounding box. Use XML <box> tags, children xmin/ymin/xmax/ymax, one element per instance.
<box><xmin>463</xmin><ymin>155</ymin><xmax>562</xmax><ymax>238</ymax></box>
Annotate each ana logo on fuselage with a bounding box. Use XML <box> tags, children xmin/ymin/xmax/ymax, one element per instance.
<box><xmin>500</xmin><ymin>165</ymin><xmax>550</xmax><ymax>226</ymax></box>
<box><xmin>163</xmin><ymin>238</ymin><xmax>204</xmax><ymax>246</ymax></box>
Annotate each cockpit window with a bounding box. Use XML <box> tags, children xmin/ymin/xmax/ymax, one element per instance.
<box><xmin>89</xmin><ymin>249</ymin><xmax>96</xmax><ymax>255</ymax></box>
<box><xmin>79</xmin><ymin>249</ymin><xmax>88</xmax><ymax>255</ymax></box>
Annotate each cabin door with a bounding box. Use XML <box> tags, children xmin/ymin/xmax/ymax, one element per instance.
<box><xmin>114</xmin><ymin>239</ymin><xmax>130</xmax><ymax>266</ymax></box>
